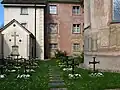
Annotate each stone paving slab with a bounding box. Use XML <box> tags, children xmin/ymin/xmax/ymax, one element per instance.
<box><xmin>50</xmin><ymin>88</ymin><xmax>67</xmax><ymax>90</ymax></box>
<box><xmin>48</xmin><ymin>81</ymin><xmax>65</xmax><ymax>87</ymax></box>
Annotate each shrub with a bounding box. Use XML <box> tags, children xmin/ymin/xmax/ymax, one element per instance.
<box><xmin>54</xmin><ymin>49</ymin><xmax>67</xmax><ymax>59</ymax></box>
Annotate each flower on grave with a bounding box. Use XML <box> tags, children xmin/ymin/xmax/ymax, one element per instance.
<box><xmin>17</xmin><ymin>74</ymin><xmax>30</xmax><ymax>79</ymax></box>
<box><xmin>14</xmin><ymin>66</ymin><xmax>21</xmax><ymax>69</ymax></box>
<box><xmin>7</xmin><ymin>69</ymin><xmax>16</xmax><ymax>72</ymax></box>
<box><xmin>89</xmin><ymin>72</ymin><xmax>104</xmax><ymax>77</ymax></box>
<box><xmin>68</xmin><ymin>73</ymin><xmax>81</xmax><ymax>79</ymax></box>
<box><xmin>0</xmin><ymin>74</ymin><xmax>6</xmax><ymax>79</ymax></box>
<box><xmin>63</xmin><ymin>68</ymin><xmax>72</xmax><ymax>71</ymax></box>
<box><xmin>11</xmin><ymin>69</ymin><xmax>16</xmax><ymax>72</ymax></box>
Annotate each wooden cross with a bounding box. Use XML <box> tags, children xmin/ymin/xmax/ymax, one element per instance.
<box><xmin>89</xmin><ymin>56</ymin><xmax>100</xmax><ymax>73</ymax></box>
<box><xmin>68</xmin><ymin>57</ymin><xmax>79</xmax><ymax>74</ymax></box>
<box><xmin>11</xmin><ymin>32</ymin><xmax>19</xmax><ymax>46</ymax></box>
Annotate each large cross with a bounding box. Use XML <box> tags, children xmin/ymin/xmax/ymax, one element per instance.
<box><xmin>11</xmin><ymin>32</ymin><xmax>19</xmax><ymax>46</ymax></box>
<box><xmin>89</xmin><ymin>56</ymin><xmax>100</xmax><ymax>73</ymax></box>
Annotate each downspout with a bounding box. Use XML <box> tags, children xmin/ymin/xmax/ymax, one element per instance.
<box><xmin>34</xmin><ymin>3</ymin><xmax>36</xmax><ymax>58</ymax></box>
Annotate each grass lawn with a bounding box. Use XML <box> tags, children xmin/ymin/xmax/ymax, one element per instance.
<box><xmin>1</xmin><ymin>60</ymin><xmax>120</xmax><ymax>90</ymax></box>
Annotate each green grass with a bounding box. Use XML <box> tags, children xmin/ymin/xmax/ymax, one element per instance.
<box><xmin>1</xmin><ymin>60</ymin><xmax>120</xmax><ymax>90</ymax></box>
<box><xmin>0</xmin><ymin>61</ymin><xmax>49</xmax><ymax>90</ymax></box>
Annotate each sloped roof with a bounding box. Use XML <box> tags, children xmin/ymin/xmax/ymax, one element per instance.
<box><xmin>1</xmin><ymin>0</ymin><xmax>83</xmax><ymax>4</ymax></box>
<box><xmin>1</xmin><ymin>0</ymin><xmax>47</xmax><ymax>4</ymax></box>
<box><xmin>0</xmin><ymin>19</ymin><xmax>33</xmax><ymax>36</ymax></box>
<box><xmin>48</xmin><ymin>0</ymin><xmax>83</xmax><ymax>3</ymax></box>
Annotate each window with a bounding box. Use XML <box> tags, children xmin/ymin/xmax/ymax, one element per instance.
<box><xmin>48</xmin><ymin>23</ymin><xmax>58</xmax><ymax>34</ymax></box>
<box><xmin>72</xmin><ymin>6</ymin><xmax>80</xmax><ymax>15</ymax></box>
<box><xmin>49</xmin><ymin>5</ymin><xmax>57</xmax><ymax>14</ymax></box>
<box><xmin>113</xmin><ymin>0</ymin><xmax>120</xmax><ymax>22</ymax></box>
<box><xmin>21</xmin><ymin>7</ymin><xmax>28</xmax><ymax>15</ymax></box>
<box><xmin>21</xmin><ymin>23</ymin><xmax>27</xmax><ymax>28</ymax></box>
<box><xmin>73</xmin><ymin>43</ymin><xmax>80</xmax><ymax>51</ymax></box>
<box><xmin>72</xmin><ymin>24</ymin><xmax>81</xmax><ymax>33</ymax></box>
<box><xmin>49</xmin><ymin>43</ymin><xmax>58</xmax><ymax>49</ymax></box>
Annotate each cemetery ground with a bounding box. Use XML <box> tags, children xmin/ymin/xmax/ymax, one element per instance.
<box><xmin>1</xmin><ymin>57</ymin><xmax>120</xmax><ymax>89</ymax></box>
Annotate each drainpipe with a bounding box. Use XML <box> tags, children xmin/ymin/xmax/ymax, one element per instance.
<box><xmin>34</xmin><ymin>3</ymin><xmax>36</xmax><ymax>58</ymax></box>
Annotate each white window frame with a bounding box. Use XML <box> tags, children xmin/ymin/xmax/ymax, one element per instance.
<box><xmin>72</xmin><ymin>43</ymin><xmax>80</xmax><ymax>52</ymax></box>
<box><xmin>49</xmin><ymin>5</ymin><xmax>57</xmax><ymax>14</ymax></box>
<box><xmin>72</xmin><ymin>24</ymin><xmax>81</xmax><ymax>34</ymax></box>
<box><xmin>21</xmin><ymin>7</ymin><xmax>28</xmax><ymax>15</ymax></box>
<box><xmin>72</xmin><ymin>6</ymin><xmax>80</xmax><ymax>15</ymax></box>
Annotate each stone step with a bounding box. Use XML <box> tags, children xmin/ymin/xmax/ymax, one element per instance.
<box><xmin>48</xmin><ymin>81</ymin><xmax>65</xmax><ymax>87</ymax></box>
<box><xmin>50</xmin><ymin>88</ymin><xmax>67</xmax><ymax>90</ymax></box>
<box><xmin>49</xmin><ymin>79</ymin><xmax>64</xmax><ymax>82</ymax></box>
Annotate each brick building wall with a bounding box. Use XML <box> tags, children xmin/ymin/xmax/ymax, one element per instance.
<box><xmin>45</xmin><ymin>2</ymin><xmax>84</xmax><ymax>58</ymax></box>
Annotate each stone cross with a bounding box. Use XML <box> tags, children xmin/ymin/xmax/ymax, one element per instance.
<box><xmin>89</xmin><ymin>56</ymin><xmax>100</xmax><ymax>73</ymax></box>
<box><xmin>11</xmin><ymin>32</ymin><xmax>19</xmax><ymax>46</ymax></box>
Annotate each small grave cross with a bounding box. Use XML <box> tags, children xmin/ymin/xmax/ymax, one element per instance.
<box><xmin>68</xmin><ymin>57</ymin><xmax>79</xmax><ymax>74</ymax></box>
<box><xmin>89</xmin><ymin>56</ymin><xmax>100</xmax><ymax>73</ymax></box>
<box><xmin>11</xmin><ymin>32</ymin><xmax>19</xmax><ymax>46</ymax></box>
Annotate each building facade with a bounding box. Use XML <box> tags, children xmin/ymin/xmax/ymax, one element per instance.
<box><xmin>1</xmin><ymin>0</ymin><xmax>84</xmax><ymax>59</ymax></box>
<box><xmin>45</xmin><ymin>0</ymin><xmax>84</xmax><ymax>58</ymax></box>
<box><xmin>84</xmin><ymin>0</ymin><xmax>120</xmax><ymax>71</ymax></box>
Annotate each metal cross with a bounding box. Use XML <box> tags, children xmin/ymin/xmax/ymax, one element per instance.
<box><xmin>11</xmin><ymin>32</ymin><xmax>19</xmax><ymax>46</ymax></box>
<box><xmin>89</xmin><ymin>56</ymin><xmax>100</xmax><ymax>73</ymax></box>
<box><xmin>68</xmin><ymin>57</ymin><xmax>79</xmax><ymax>74</ymax></box>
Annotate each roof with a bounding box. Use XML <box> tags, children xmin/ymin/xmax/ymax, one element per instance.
<box><xmin>1</xmin><ymin>0</ymin><xmax>83</xmax><ymax>4</ymax></box>
<box><xmin>1</xmin><ymin>0</ymin><xmax>47</xmax><ymax>4</ymax></box>
<box><xmin>48</xmin><ymin>0</ymin><xmax>83</xmax><ymax>3</ymax></box>
<box><xmin>0</xmin><ymin>19</ymin><xmax>34</xmax><ymax>37</ymax></box>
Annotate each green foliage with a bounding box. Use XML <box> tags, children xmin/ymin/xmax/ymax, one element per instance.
<box><xmin>54</xmin><ymin>49</ymin><xmax>67</xmax><ymax>59</ymax></box>
<box><xmin>73</xmin><ymin>52</ymin><xmax>84</xmax><ymax>63</ymax></box>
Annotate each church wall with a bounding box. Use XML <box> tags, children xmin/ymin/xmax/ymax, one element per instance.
<box><xmin>36</xmin><ymin>8</ymin><xmax>44</xmax><ymax>60</ymax></box>
<box><xmin>1</xmin><ymin>22</ymin><xmax>30</xmax><ymax>59</ymax></box>
<box><xmin>4</xmin><ymin>6</ymin><xmax>45</xmax><ymax>59</ymax></box>
<box><xmin>84</xmin><ymin>0</ymin><xmax>120</xmax><ymax>71</ymax></box>
<box><xmin>4</xmin><ymin>7</ymin><xmax>35</xmax><ymax>35</ymax></box>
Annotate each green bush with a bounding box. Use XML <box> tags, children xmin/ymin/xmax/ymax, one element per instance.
<box><xmin>73</xmin><ymin>52</ymin><xmax>84</xmax><ymax>63</ymax></box>
<box><xmin>54</xmin><ymin>49</ymin><xmax>67</xmax><ymax>59</ymax></box>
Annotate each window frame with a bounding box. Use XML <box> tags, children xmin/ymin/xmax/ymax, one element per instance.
<box><xmin>112</xmin><ymin>0</ymin><xmax>120</xmax><ymax>22</ymax></box>
<box><xmin>20</xmin><ymin>7</ymin><xmax>28</xmax><ymax>15</ymax></box>
<box><xmin>49</xmin><ymin>43</ymin><xmax>58</xmax><ymax>50</ymax></box>
<box><xmin>72</xmin><ymin>43</ymin><xmax>80</xmax><ymax>52</ymax></box>
<box><xmin>49</xmin><ymin>5</ymin><xmax>57</xmax><ymax>15</ymax></box>
<box><xmin>48</xmin><ymin>23</ymin><xmax>58</xmax><ymax>34</ymax></box>
<box><xmin>72</xmin><ymin>6</ymin><xmax>80</xmax><ymax>15</ymax></box>
<box><xmin>72</xmin><ymin>24</ymin><xmax>81</xmax><ymax>34</ymax></box>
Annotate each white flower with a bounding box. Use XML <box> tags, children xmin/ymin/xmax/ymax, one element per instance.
<box><xmin>63</xmin><ymin>68</ymin><xmax>66</xmax><ymax>71</ymax></box>
<box><xmin>89</xmin><ymin>72</ymin><xmax>104</xmax><ymax>77</ymax></box>
<box><xmin>0</xmin><ymin>75</ymin><xmax>5</xmax><ymax>78</ymax></box>
<box><xmin>11</xmin><ymin>70</ymin><xmax>16</xmax><ymax>72</ymax></box>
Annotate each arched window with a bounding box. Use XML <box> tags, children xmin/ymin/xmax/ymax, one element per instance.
<box><xmin>113</xmin><ymin>0</ymin><xmax>120</xmax><ymax>22</ymax></box>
